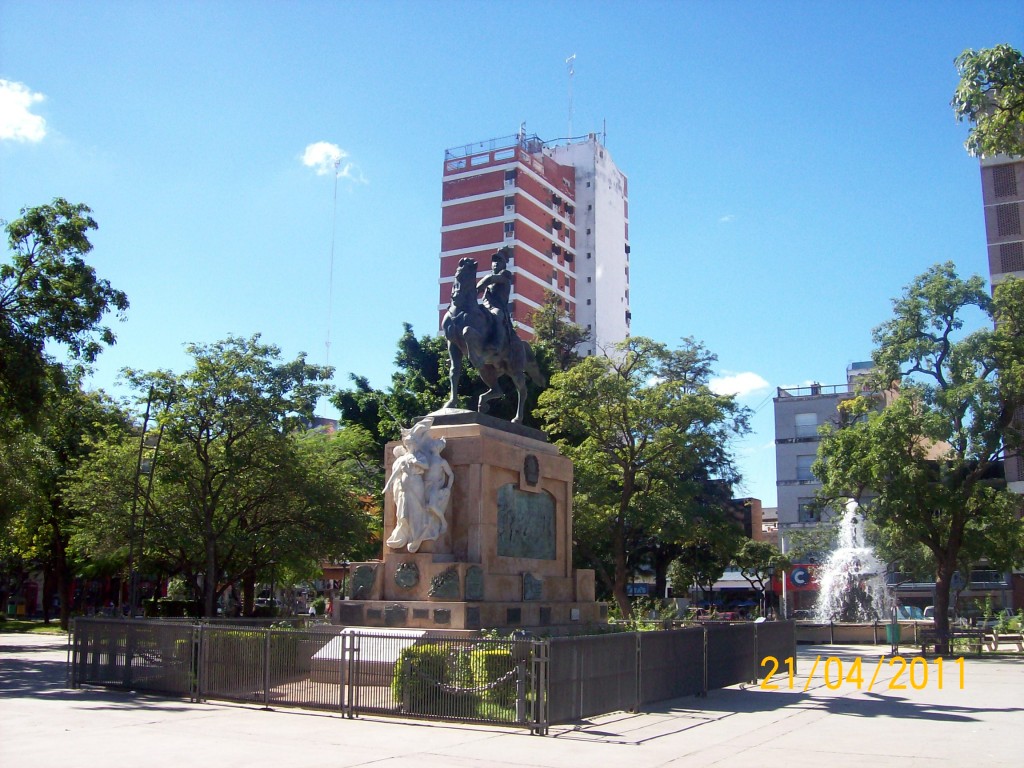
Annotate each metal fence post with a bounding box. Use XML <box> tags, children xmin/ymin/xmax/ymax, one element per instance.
<box><xmin>702</xmin><ymin>625</ymin><xmax>708</xmax><ymax>697</ymax></box>
<box><xmin>531</xmin><ymin>638</ymin><xmax>549</xmax><ymax>736</ymax></box>
<box><xmin>123</xmin><ymin>620</ymin><xmax>134</xmax><ymax>690</ymax></box>
<box><xmin>68</xmin><ymin>618</ymin><xmax>77</xmax><ymax>689</ymax></box>
<box><xmin>192</xmin><ymin>624</ymin><xmax>202</xmax><ymax>702</ymax></box>
<box><xmin>634</xmin><ymin>632</ymin><xmax>642</xmax><ymax>712</ymax></box>
<box><xmin>263</xmin><ymin>626</ymin><xmax>272</xmax><ymax>709</ymax></box>
<box><xmin>341</xmin><ymin>631</ymin><xmax>354</xmax><ymax>718</ymax></box>
<box><xmin>515</xmin><ymin>659</ymin><xmax>526</xmax><ymax>723</ymax></box>
<box><xmin>752</xmin><ymin>623</ymin><xmax>759</xmax><ymax>685</ymax></box>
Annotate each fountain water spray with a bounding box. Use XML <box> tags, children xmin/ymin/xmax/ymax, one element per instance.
<box><xmin>813</xmin><ymin>499</ymin><xmax>891</xmax><ymax>622</ymax></box>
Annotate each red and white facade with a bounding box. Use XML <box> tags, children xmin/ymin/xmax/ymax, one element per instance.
<box><xmin>439</xmin><ymin>132</ymin><xmax>630</xmax><ymax>356</ymax></box>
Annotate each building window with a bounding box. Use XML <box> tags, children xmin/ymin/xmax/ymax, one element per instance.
<box><xmin>503</xmin><ymin>222</ymin><xmax>515</xmax><ymax>238</ymax></box>
<box><xmin>587</xmin><ymin>252</ymin><xmax>592</xmax><ymax>259</ymax></box>
<box><xmin>798</xmin><ymin>498</ymin><xmax>820</xmax><ymax>523</ymax></box>
<box><xmin>586</xmin><ymin>228</ymin><xmax>591</xmax><ymax>235</ymax></box>
<box><xmin>586</xmin><ymin>299</ymin><xmax>592</xmax><ymax>305</ymax></box>
<box><xmin>795</xmin><ymin>412</ymin><xmax>818</xmax><ymax>438</ymax></box>
<box><xmin>996</xmin><ymin>203</ymin><xmax>1021</xmax><ymax>237</ymax></box>
<box><xmin>1001</xmin><ymin>241</ymin><xmax>1024</xmax><ymax>273</ymax></box>
<box><xmin>993</xmin><ymin>165</ymin><xmax>1018</xmax><ymax>198</ymax></box>
<box><xmin>504</xmin><ymin>195</ymin><xmax>515</xmax><ymax>210</ymax></box>
<box><xmin>504</xmin><ymin>169</ymin><xmax>517</xmax><ymax>185</ymax></box>
<box><xmin>796</xmin><ymin>455</ymin><xmax>815</xmax><ymax>482</ymax></box>
<box><xmin>587</xmin><ymin>276</ymin><xmax>592</xmax><ymax>283</ymax></box>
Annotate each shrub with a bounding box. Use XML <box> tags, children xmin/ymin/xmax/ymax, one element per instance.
<box><xmin>391</xmin><ymin>644</ymin><xmax>478</xmax><ymax>717</ymax></box>
<box><xmin>470</xmin><ymin>647</ymin><xmax>516</xmax><ymax>709</ymax></box>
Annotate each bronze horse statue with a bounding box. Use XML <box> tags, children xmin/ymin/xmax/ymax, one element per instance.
<box><xmin>441</xmin><ymin>256</ymin><xmax>545</xmax><ymax>423</ymax></box>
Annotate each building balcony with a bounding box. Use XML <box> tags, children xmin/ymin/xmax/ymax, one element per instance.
<box><xmin>776</xmin><ymin>383</ymin><xmax>853</xmax><ymax>398</ymax></box>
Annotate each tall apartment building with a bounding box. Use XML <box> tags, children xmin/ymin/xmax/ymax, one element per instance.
<box><xmin>772</xmin><ymin>362</ymin><xmax>874</xmax><ymax>615</ymax></box>
<box><xmin>439</xmin><ymin>131</ymin><xmax>630</xmax><ymax>356</ymax></box>
<box><xmin>773</xmin><ymin>362</ymin><xmax>874</xmax><ymax>552</ymax></box>
<box><xmin>979</xmin><ymin>156</ymin><xmax>1024</xmax><ymax>492</ymax></box>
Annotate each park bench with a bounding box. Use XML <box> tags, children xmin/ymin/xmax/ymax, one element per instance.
<box><xmin>919</xmin><ymin>627</ymin><xmax>986</xmax><ymax>655</ymax></box>
<box><xmin>984</xmin><ymin>631</ymin><xmax>1024</xmax><ymax>652</ymax></box>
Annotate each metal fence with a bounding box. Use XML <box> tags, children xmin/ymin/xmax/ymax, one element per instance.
<box><xmin>544</xmin><ymin>621</ymin><xmax>796</xmax><ymax>725</ymax></box>
<box><xmin>70</xmin><ymin>618</ymin><xmax>796</xmax><ymax>734</ymax></box>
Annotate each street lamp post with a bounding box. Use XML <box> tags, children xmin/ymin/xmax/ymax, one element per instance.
<box><xmin>126</xmin><ymin>387</ymin><xmax>154</xmax><ymax>617</ymax></box>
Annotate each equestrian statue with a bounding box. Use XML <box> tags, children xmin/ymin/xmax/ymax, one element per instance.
<box><xmin>441</xmin><ymin>248</ymin><xmax>545</xmax><ymax>423</ymax></box>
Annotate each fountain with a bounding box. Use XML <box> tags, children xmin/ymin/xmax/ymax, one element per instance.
<box><xmin>813</xmin><ymin>499</ymin><xmax>891</xmax><ymax>622</ymax></box>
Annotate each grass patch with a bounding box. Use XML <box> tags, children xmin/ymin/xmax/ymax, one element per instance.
<box><xmin>0</xmin><ymin>618</ymin><xmax>68</xmax><ymax>635</ymax></box>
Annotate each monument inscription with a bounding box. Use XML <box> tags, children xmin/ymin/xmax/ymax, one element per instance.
<box><xmin>497</xmin><ymin>484</ymin><xmax>556</xmax><ymax>560</ymax></box>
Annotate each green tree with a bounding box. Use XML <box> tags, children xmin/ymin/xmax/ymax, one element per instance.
<box><xmin>0</xmin><ymin>199</ymin><xmax>128</xmax><ymax>421</ymax></box>
<box><xmin>333</xmin><ymin>324</ymin><xmax>453</xmax><ymax>457</ymax></box>
<box><xmin>668</xmin><ymin>522</ymin><xmax>742</xmax><ymax>605</ymax></box>
<box><xmin>536</xmin><ymin>336</ymin><xmax>750</xmax><ymax>618</ymax></box>
<box><xmin>814</xmin><ymin>264</ymin><xmax>1024</xmax><ymax>651</ymax></box>
<box><xmin>733</xmin><ymin>539</ymin><xmax>789</xmax><ymax>617</ymax></box>
<box><xmin>630</xmin><ymin>476</ymin><xmax>738</xmax><ymax>601</ymax></box>
<box><xmin>952</xmin><ymin>44</ymin><xmax>1024</xmax><ymax>158</ymax></box>
<box><xmin>1</xmin><ymin>372</ymin><xmax>130</xmax><ymax>628</ymax></box>
<box><xmin>528</xmin><ymin>291</ymin><xmax>590</xmax><ymax>373</ymax></box>
<box><xmin>67</xmin><ymin>335</ymin><xmax>375</xmax><ymax>617</ymax></box>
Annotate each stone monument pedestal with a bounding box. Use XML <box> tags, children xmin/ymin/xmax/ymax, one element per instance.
<box><xmin>334</xmin><ymin>411</ymin><xmax>605</xmax><ymax>631</ymax></box>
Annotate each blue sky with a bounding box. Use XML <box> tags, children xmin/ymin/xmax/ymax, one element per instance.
<box><xmin>2</xmin><ymin>1</ymin><xmax>1020</xmax><ymax>506</ymax></box>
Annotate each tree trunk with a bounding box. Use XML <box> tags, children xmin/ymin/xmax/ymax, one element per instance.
<box><xmin>933</xmin><ymin>559</ymin><xmax>956</xmax><ymax>655</ymax></box>
<box><xmin>612</xmin><ymin>516</ymin><xmax>630</xmax><ymax>619</ymax></box>
<box><xmin>41</xmin><ymin>563</ymin><xmax>54</xmax><ymax>624</ymax></box>
<box><xmin>204</xmin><ymin>521</ymin><xmax>218</xmax><ymax>618</ymax></box>
<box><xmin>48</xmin><ymin>517</ymin><xmax>73</xmax><ymax>631</ymax></box>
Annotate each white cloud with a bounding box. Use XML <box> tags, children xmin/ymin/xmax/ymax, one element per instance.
<box><xmin>302</xmin><ymin>141</ymin><xmax>348</xmax><ymax>175</ymax></box>
<box><xmin>718</xmin><ymin>214</ymin><xmax>736</xmax><ymax>224</ymax></box>
<box><xmin>709</xmin><ymin>371</ymin><xmax>770</xmax><ymax>398</ymax></box>
<box><xmin>0</xmin><ymin>80</ymin><xmax>47</xmax><ymax>142</ymax></box>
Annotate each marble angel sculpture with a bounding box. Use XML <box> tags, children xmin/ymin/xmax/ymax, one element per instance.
<box><xmin>384</xmin><ymin>417</ymin><xmax>453</xmax><ymax>553</ymax></box>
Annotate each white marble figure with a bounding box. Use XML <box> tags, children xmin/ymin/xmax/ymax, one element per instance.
<box><xmin>384</xmin><ymin>418</ymin><xmax>453</xmax><ymax>553</ymax></box>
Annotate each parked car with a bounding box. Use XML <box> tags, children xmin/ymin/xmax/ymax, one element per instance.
<box><xmin>895</xmin><ymin>605</ymin><xmax>925</xmax><ymax>620</ymax></box>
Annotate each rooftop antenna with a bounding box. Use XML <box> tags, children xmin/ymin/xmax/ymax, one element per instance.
<box><xmin>325</xmin><ymin>156</ymin><xmax>341</xmax><ymax>367</ymax></box>
<box><xmin>566</xmin><ymin>53</ymin><xmax>576</xmax><ymax>139</ymax></box>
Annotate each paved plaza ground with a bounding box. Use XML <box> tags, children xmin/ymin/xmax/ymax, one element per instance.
<box><xmin>2</xmin><ymin>631</ymin><xmax>1022</xmax><ymax>767</ymax></box>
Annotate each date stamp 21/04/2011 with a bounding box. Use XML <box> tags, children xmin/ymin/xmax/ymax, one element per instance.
<box><xmin>760</xmin><ymin>655</ymin><xmax>966</xmax><ymax>692</ymax></box>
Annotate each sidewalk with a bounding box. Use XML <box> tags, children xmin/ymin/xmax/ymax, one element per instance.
<box><xmin>2</xmin><ymin>632</ymin><xmax>1022</xmax><ymax>767</ymax></box>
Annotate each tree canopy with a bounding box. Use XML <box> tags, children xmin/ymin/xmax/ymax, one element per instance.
<box><xmin>0</xmin><ymin>199</ymin><xmax>128</xmax><ymax>420</ymax></box>
<box><xmin>528</xmin><ymin>291</ymin><xmax>590</xmax><ymax>373</ymax></box>
<box><xmin>814</xmin><ymin>264</ymin><xmax>1024</xmax><ymax>650</ymax></box>
<box><xmin>1</xmin><ymin>371</ymin><xmax>130</xmax><ymax>628</ymax></box>
<box><xmin>536</xmin><ymin>336</ymin><xmax>749</xmax><ymax>617</ymax></box>
<box><xmin>733</xmin><ymin>539</ymin><xmax>789</xmax><ymax>616</ymax></box>
<box><xmin>952</xmin><ymin>44</ymin><xmax>1024</xmax><ymax>158</ymax></box>
<box><xmin>66</xmin><ymin>335</ymin><xmax>378</xmax><ymax>617</ymax></box>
